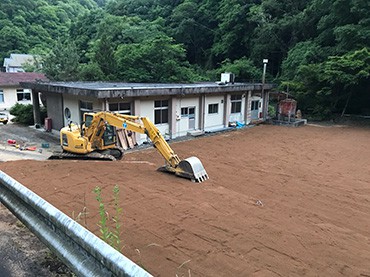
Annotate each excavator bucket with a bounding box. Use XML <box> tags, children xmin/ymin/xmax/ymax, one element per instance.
<box><xmin>175</xmin><ymin>156</ymin><xmax>209</xmax><ymax>182</ymax></box>
<box><xmin>158</xmin><ymin>156</ymin><xmax>209</xmax><ymax>182</ymax></box>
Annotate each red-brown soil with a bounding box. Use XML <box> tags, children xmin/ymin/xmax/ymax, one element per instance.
<box><xmin>1</xmin><ymin>125</ymin><xmax>370</xmax><ymax>276</ymax></box>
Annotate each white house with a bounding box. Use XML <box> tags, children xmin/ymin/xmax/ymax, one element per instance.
<box><xmin>22</xmin><ymin>80</ymin><xmax>272</xmax><ymax>144</ymax></box>
<box><xmin>3</xmin><ymin>54</ymin><xmax>41</xmax><ymax>73</ymax></box>
<box><xmin>0</xmin><ymin>72</ymin><xmax>48</xmax><ymax>111</ymax></box>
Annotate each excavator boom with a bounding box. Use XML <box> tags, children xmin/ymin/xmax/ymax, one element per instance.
<box><xmin>52</xmin><ymin>112</ymin><xmax>209</xmax><ymax>182</ymax></box>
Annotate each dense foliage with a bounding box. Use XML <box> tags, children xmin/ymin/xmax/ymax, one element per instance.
<box><xmin>1</xmin><ymin>0</ymin><xmax>369</xmax><ymax>118</ymax></box>
<box><xmin>9</xmin><ymin>103</ymin><xmax>47</xmax><ymax>125</ymax></box>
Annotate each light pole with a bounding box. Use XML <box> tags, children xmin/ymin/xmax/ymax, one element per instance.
<box><xmin>262</xmin><ymin>59</ymin><xmax>268</xmax><ymax>120</ymax></box>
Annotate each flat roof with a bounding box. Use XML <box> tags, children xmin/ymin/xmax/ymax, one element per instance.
<box><xmin>21</xmin><ymin>81</ymin><xmax>274</xmax><ymax>98</ymax></box>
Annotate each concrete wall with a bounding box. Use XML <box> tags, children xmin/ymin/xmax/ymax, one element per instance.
<box><xmin>204</xmin><ymin>95</ymin><xmax>224</xmax><ymax>131</ymax></box>
<box><xmin>45</xmin><ymin>92</ymin><xmax>64</xmax><ymax>130</ymax></box>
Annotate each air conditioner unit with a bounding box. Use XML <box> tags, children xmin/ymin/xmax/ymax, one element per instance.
<box><xmin>221</xmin><ymin>72</ymin><xmax>235</xmax><ymax>84</ymax></box>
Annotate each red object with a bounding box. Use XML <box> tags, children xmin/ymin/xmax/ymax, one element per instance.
<box><xmin>279</xmin><ymin>99</ymin><xmax>297</xmax><ymax>116</ymax></box>
<box><xmin>44</xmin><ymin>117</ymin><xmax>52</xmax><ymax>132</ymax></box>
<box><xmin>7</xmin><ymin>139</ymin><xmax>16</xmax><ymax>144</ymax></box>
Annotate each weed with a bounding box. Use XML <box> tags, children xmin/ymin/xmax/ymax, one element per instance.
<box><xmin>71</xmin><ymin>206</ymin><xmax>88</xmax><ymax>227</ymax></box>
<box><xmin>93</xmin><ymin>185</ymin><xmax>123</xmax><ymax>251</ymax></box>
<box><xmin>71</xmin><ymin>194</ymin><xmax>88</xmax><ymax>228</ymax></box>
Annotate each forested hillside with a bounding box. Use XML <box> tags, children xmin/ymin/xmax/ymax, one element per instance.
<box><xmin>1</xmin><ymin>0</ymin><xmax>369</xmax><ymax>118</ymax></box>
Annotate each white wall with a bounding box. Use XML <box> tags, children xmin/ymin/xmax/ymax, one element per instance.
<box><xmin>139</xmin><ymin>98</ymin><xmax>170</xmax><ymax>144</ymax></box>
<box><xmin>204</xmin><ymin>95</ymin><xmax>224</xmax><ymax>131</ymax></box>
<box><xmin>62</xmin><ymin>95</ymin><xmax>81</xmax><ymax>126</ymax></box>
<box><xmin>0</xmin><ymin>87</ymin><xmax>33</xmax><ymax>111</ymax></box>
<box><xmin>62</xmin><ymin>95</ymin><xmax>100</xmax><ymax>126</ymax></box>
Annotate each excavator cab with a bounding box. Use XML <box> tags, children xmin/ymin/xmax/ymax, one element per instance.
<box><xmin>102</xmin><ymin>125</ymin><xmax>116</xmax><ymax>146</ymax></box>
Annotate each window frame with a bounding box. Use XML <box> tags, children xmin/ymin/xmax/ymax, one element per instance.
<box><xmin>208</xmin><ymin>103</ymin><xmax>219</xmax><ymax>114</ymax></box>
<box><xmin>231</xmin><ymin>95</ymin><xmax>242</xmax><ymax>114</ymax></box>
<box><xmin>16</xmin><ymin>89</ymin><xmax>31</xmax><ymax>101</ymax></box>
<box><xmin>109</xmin><ymin>102</ymin><xmax>131</xmax><ymax>115</ymax></box>
<box><xmin>79</xmin><ymin>100</ymin><xmax>93</xmax><ymax>122</ymax></box>
<box><xmin>181</xmin><ymin>107</ymin><xmax>189</xmax><ymax>117</ymax></box>
<box><xmin>0</xmin><ymin>90</ymin><xmax>4</xmax><ymax>103</ymax></box>
<box><xmin>154</xmin><ymin>100</ymin><xmax>169</xmax><ymax>125</ymax></box>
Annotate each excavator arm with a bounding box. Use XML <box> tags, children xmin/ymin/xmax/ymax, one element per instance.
<box><xmin>82</xmin><ymin>112</ymin><xmax>209</xmax><ymax>182</ymax></box>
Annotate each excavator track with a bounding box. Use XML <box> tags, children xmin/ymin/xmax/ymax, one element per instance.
<box><xmin>48</xmin><ymin>147</ymin><xmax>124</xmax><ymax>161</ymax></box>
<box><xmin>48</xmin><ymin>151</ymin><xmax>116</xmax><ymax>161</ymax></box>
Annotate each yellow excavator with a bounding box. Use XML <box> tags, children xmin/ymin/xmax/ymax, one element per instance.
<box><xmin>49</xmin><ymin>111</ymin><xmax>209</xmax><ymax>182</ymax></box>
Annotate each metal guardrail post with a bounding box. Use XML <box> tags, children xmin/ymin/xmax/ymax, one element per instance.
<box><xmin>0</xmin><ymin>170</ymin><xmax>152</xmax><ymax>277</ymax></box>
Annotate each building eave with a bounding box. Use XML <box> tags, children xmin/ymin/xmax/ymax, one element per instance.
<box><xmin>20</xmin><ymin>81</ymin><xmax>274</xmax><ymax>99</ymax></box>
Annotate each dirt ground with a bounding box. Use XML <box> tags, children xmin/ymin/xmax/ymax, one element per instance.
<box><xmin>0</xmin><ymin>204</ymin><xmax>71</xmax><ymax>277</ymax></box>
<box><xmin>0</xmin><ymin>123</ymin><xmax>60</xmax><ymax>162</ymax></box>
<box><xmin>1</xmin><ymin>124</ymin><xmax>370</xmax><ymax>276</ymax></box>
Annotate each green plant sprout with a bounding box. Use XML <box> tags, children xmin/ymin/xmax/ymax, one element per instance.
<box><xmin>93</xmin><ymin>185</ymin><xmax>123</xmax><ymax>251</ymax></box>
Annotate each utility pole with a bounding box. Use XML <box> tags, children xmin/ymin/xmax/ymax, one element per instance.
<box><xmin>262</xmin><ymin>59</ymin><xmax>268</xmax><ymax>120</ymax></box>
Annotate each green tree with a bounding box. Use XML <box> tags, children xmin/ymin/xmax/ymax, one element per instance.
<box><xmin>115</xmin><ymin>35</ymin><xmax>196</xmax><ymax>82</ymax></box>
<box><xmin>0</xmin><ymin>25</ymin><xmax>29</xmax><ymax>57</ymax></box>
<box><xmin>290</xmin><ymin>48</ymin><xmax>370</xmax><ymax>118</ymax></box>
<box><xmin>281</xmin><ymin>41</ymin><xmax>322</xmax><ymax>79</ymax></box>
<box><xmin>78</xmin><ymin>62</ymin><xmax>105</xmax><ymax>81</ymax></box>
<box><xmin>94</xmin><ymin>34</ymin><xmax>117</xmax><ymax>79</ymax></box>
<box><xmin>212</xmin><ymin>57</ymin><xmax>260</xmax><ymax>82</ymax></box>
<box><xmin>169</xmin><ymin>0</ymin><xmax>215</xmax><ymax>66</ymax></box>
<box><xmin>42</xmin><ymin>40</ymin><xmax>80</xmax><ymax>81</ymax></box>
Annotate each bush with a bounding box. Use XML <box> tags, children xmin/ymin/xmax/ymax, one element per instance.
<box><xmin>10</xmin><ymin>103</ymin><xmax>34</xmax><ymax>125</ymax></box>
<box><xmin>9</xmin><ymin>103</ymin><xmax>47</xmax><ymax>125</ymax></box>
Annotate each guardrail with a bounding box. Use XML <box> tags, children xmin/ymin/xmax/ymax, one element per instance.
<box><xmin>0</xmin><ymin>170</ymin><xmax>152</xmax><ymax>277</ymax></box>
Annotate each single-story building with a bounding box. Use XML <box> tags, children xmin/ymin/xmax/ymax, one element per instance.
<box><xmin>0</xmin><ymin>72</ymin><xmax>48</xmax><ymax>112</ymax></box>
<box><xmin>22</xmin><ymin>78</ymin><xmax>273</xmax><ymax>144</ymax></box>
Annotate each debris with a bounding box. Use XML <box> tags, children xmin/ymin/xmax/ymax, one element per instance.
<box><xmin>255</xmin><ymin>200</ymin><xmax>264</xmax><ymax>207</ymax></box>
<box><xmin>41</xmin><ymin>143</ymin><xmax>50</xmax><ymax>148</ymax></box>
<box><xmin>7</xmin><ymin>139</ymin><xmax>16</xmax><ymax>144</ymax></box>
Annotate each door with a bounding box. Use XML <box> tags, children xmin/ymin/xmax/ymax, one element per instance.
<box><xmin>188</xmin><ymin>107</ymin><xmax>195</xmax><ymax>129</ymax></box>
<box><xmin>251</xmin><ymin>100</ymin><xmax>259</xmax><ymax>120</ymax></box>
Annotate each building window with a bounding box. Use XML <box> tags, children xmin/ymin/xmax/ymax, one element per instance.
<box><xmin>0</xmin><ymin>90</ymin><xmax>4</xmax><ymax>103</ymax></box>
<box><xmin>208</xmin><ymin>103</ymin><xmax>219</xmax><ymax>114</ymax></box>
<box><xmin>80</xmin><ymin>100</ymin><xmax>93</xmax><ymax>121</ymax></box>
<box><xmin>64</xmin><ymin>108</ymin><xmax>71</xmax><ymax>120</ymax></box>
<box><xmin>181</xmin><ymin>107</ymin><xmax>188</xmax><ymax>117</ymax></box>
<box><xmin>16</xmin><ymin>89</ymin><xmax>31</xmax><ymax>101</ymax></box>
<box><xmin>109</xmin><ymin>102</ymin><xmax>131</xmax><ymax>115</ymax></box>
<box><xmin>154</xmin><ymin>100</ymin><xmax>169</xmax><ymax>124</ymax></box>
<box><xmin>231</xmin><ymin>95</ymin><xmax>242</xmax><ymax>113</ymax></box>
<box><xmin>251</xmin><ymin>100</ymin><xmax>259</xmax><ymax>111</ymax></box>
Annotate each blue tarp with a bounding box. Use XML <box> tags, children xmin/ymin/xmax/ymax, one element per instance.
<box><xmin>236</xmin><ymin>121</ymin><xmax>245</xmax><ymax>129</ymax></box>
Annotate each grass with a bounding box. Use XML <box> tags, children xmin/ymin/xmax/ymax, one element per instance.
<box><xmin>93</xmin><ymin>185</ymin><xmax>123</xmax><ymax>251</ymax></box>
